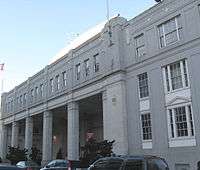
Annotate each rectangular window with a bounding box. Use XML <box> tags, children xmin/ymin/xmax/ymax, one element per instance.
<box><xmin>35</xmin><ymin>87</ymin><xmax>38</xmax><ymax>97</ymax></box>
<box><xmin>50</xmin><ymin>78</ymin><xmax>54</xmax><ymax>93</ymax></box>
<box><xmin>19</xmin><ymin>95</ymin><xmax>23</xmax><ymax>106</ymax></box>
<box><xmin>135</xmin><ymin>34</ymin><xmax>145</xmax><ymax>57</ymax></box>
<box><xmin>141</xmin><ymin>113</ymin><xmax>152</xmax><ymax>140</ymax></box>
<box><xmin>163</xmin><ymin>59</ymin><xmax>189</xmax><ymax>92</ymax></box>
<box><xmin>55</xmin><ymin>75</ymin><xmax>60</xmax><ymax>90</ymax></box>
<box><xmin>168</xmin><ymin>104</ymin><xmax>194</xmax><ymax>138</ymax></box>
<box><xmin>40</xmin><ymin>84</ymin><xmax>44</xmax><ymax>97</ymax></box>
<box><xmin>138</xmin><ymin>72</ymin><xmax>149</xmax><ymax>98</ymax></box>
<box><xmin>62</xmin><ymin>71</ymin><xmax>67</xmax><ymax>87</ymax></box>
<box><xmin>76</xmin><ymin>63</ymin><xmax>81</xmax><ymax>80</ymax></box>
<box><xmin>23</xmin><ymin>93</ymin><xmax>27</xmax><ymax>105</ymax></box>
<box><xmin>158</xmin><ymin>15</ymin><xmax>182</xmax><ymax>47</ymax></box>
<box><xmin>93</xmin><ymin>53</ymin><xmax>100</xmax><ymax>72</ymax></box>
<box><xmin>30</xmin><ymin>89</ymin><xmax>34</xmax><ymax>102</ymax></box>
<box><xmin>84</xmin><ymin>59</ymin><xmax>90</xmax><ymax>76</ymax></box>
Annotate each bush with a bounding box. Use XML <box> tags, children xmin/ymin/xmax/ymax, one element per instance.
<box><xmin>6</xmin><ymin>146</ymin><xmax>28</xmax><ymax>165</ymax></box>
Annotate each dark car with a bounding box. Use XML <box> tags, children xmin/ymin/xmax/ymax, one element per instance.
<box><xmin>40</xmin><ymin>159</ymin><xmax>81</xmax><ymax>170</ymax></box>
<box><xmin>88</xmin><ymin>155</ymin><xmax>169</xmax><ymax>170</ymax></box>
<box><xmin>16</xmin><ymin>161</ymin><xmax>40</xmax><ymax>170</ymax></box>
<box><xmin>0</xmin><ymin>164</ymin><xmax>21</xmax><ymax>170</ymax></box>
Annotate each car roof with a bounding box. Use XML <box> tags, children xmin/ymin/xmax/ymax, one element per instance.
<box><xmin>94</xmin><ymin>155</ymin><xmax>164</xmax><ymax>162</ymax></box>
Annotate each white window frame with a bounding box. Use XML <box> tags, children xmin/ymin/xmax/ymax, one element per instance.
<box><xmin>55</xmin><ymin>75</ymin><xmax>60</xmax><ymax>90</ymax></box>
<box><xmin>62</xmin><ymin>71</ymin><xmax>67</xmax><ymax>87</ymax></box>
<box><xmin>158</xmin><ymin>16</ymin><xmax>181</xmax><ymax>48</ymax></box>
<box><xmin>135</xmin><ymin>33</ymin><xmax>145</xmax><ymax>57</ymax></box>
<box><xmin>93</xmin><ymin>53</ymin><xmax>100</xmax><ymax>72</ymax></box>
<box><xmin>84</xmin><ymin>59</ymin><xmax>90</xmax><ymax>76</ymax></box>
<box><xmin>40</xmin><ymin>84</ymin><xmax>44</xmax><ymax>98</ymax></box>
<box><xmin>138</xmin><ymin>72</ymin><xmax>149</xmax><ymax>99</ymax></box>
<box><xmin>50</xmin><ymin>78</ymin><xmax>54</xmax><ymax>93</ymax></box>
<box><xmin>162</xmin><ymin>59</ymin><xmax>189</xmax><ymax>93</ymax></box>
<box><xmin>167</xmin><ymin>103</ymin><xmax>195</xmax><ymax>139</ymax></box>
<box><xmin>76</xmin><ymin>63</ymin><xmax>81</xmax><ymax>80</ymax></box>
<box><xmin>140</xmin><ymin>112</ymin><xmax>152</xmax><ymax>141</ymax></box>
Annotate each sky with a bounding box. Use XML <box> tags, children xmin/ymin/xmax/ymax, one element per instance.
<box><xmin>0</xmin><ymin>0</ymin><xmax>156</xmax><ymax>92</ymax></box>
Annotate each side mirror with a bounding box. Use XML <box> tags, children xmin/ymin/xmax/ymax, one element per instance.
<box><xmin>45</xmin><ymin>165</ymin><xmax>50</xmax><ymax>168</ymax></box>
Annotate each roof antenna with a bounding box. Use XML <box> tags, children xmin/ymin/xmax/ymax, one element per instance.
<box><xmin>106</xmin><ymin>0</ymin><xmax>113</xmax><ymax>46</ymax></box>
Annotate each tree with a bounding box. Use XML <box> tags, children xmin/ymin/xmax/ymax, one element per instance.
<box><xmin>6</xmin><ymin>146</ymin><xmax>28</xmax><ymax>165</ymax></box>
<box><xmin>80</xmin><ymin>139</ymin><xmax>115</xmax><ymax>167</ymax></box>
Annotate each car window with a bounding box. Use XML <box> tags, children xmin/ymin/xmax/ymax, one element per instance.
<box><xmin>124</xmin><ymin>160</ymin><xmax>144</xmax><ymax>170</ymax></box>
<box><xmin>148</xmin><ymin>159</ymin><xmax>168</xmax><ymax>170</ymax></box>
<box><xmin>105</xmin><ymin>160</ymin><xmax>123</xmax><ymax>170</ymax></box>
<box><xmin>47</xmin><ymin>160</ymin><xmax>56</xmax><ymax>167</ymax></box>
<box><xmin>93</xmin><ymin>160</ymin><xmax>107</xmax><ymax>170</ymax></box>
<box><xmin>55</xmin><ymin>161</ymin><xmax>67</xmax><ymax>167</ymax></box>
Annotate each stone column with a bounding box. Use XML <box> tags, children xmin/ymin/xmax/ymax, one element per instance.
<box><xmin>42</xmin><ymin>110</ymin><xmax>53</xmax><ymax>164</ymax></box>
<box><xmin>0</xmin><ymin>121</ymin><xmax>7</xmax><ymax>158</ymax></box>
<box><xmin>11</xmin><ymin>121</ymin><xmax>19</xmax><ymax>147</ymax></box>
<box><xmin>25</xmin><ymin>116</ymin><xmax>33</xmax><ymax>153</ymax></box>
<box><xmin>67</xmin><ymin>101</ymin><xmax>79</xmax><ymax>160</ymax></box>
<box><xmin>102</xmin><ymin>81</ymin><xmax>128</xmax><ymax>155</ymax></box>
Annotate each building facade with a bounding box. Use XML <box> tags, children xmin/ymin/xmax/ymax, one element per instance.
<box><xmin>1</xmin><ymin>0</ymin><xmax>200</xmax><ymax>169</ymax></box>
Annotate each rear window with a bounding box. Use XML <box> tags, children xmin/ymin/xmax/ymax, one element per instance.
<box><xmin>124</xmin><ymin>160</ymin><xmax>144</xmax><ymax>170</ymax></box>
<box><xmin>148</xmin><ymin>159</ymin><xmax>168</xmax><ymax>170</ymax></box>
<box><xmin>92</xmin><ymin>159</ymin><xmax>122</xmax><ymax>170</ymax></box>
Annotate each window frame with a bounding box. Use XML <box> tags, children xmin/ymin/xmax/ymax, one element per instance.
<box><xmin>62</xmin><ymin>71</ymin><xmax>67</xmax><ymax>87</ymax></box>
<box><xmin>84</xmin><ymin>59</ymin><xmax>90</xmax><ymax>76</ymax></box>
<box><xmin>140</xmin><ymin>112</ymin><xmax>152</xmax><ymax>141</ymax></box>
<box><xmin>135</xmin><ymin>33</ymin><xmax>145</xmax><ymax>58</ymax></box>
<box><xmin>162</xmin><ymin>59</ymin><xmax>189</xmax><ymax>93</ymax></box>
<box><xmin>158</xmin><ymin>15</ymin><xmax>182</xmax><ymax>48</ymax></box>
<box><xmin>93</xmin><ymin>53</ymin><xmax>100</xmax><ymax>72</ymax></box>
<box><xmin>76</xmin><ymin>63</ymin><xmax>81</xmax><ymax>80</ymax></box>
<box><xmin>167</xmin><ymin>103</ymin><xmax>195</xmax><ymax>139</ymax></box>
<box><xmin>138</xmin><ymin>72</ymin><xmax>149</xmax><ymax>99</ymax></box>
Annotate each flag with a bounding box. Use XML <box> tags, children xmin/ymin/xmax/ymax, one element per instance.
<box><xmin>0</xmin><ymin>63</ymin><xmax>4</xmax><ymax>71</ymax></box>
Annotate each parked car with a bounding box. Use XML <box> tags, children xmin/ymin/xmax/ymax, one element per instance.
<box><xmin>40</xmin><ymin>159</ymin><xmax>81</xmax><ymax>170</ymax></box>
<box><xmin>0</xmin><ymin>164</ymin><xmax>21</xmax><ymax>170</ymax></box>
<box><xmin>88</xmin><ymin>155</ymin><xmax>169</xmax><ymax>170</ymax></box>
<box><xmin>16</xmin><ymin>161</ymin><xmax>40</xmax><ymax>170</ymax></box>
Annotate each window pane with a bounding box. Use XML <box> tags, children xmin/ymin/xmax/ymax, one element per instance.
<box><xmin>170</xmin><ymin>62</ymin><xmax>183</xmax><ymax>90</ymax></box>
<box><xmin>169</xmin><ymin>109</ymin><xmax>174</xmax><ymax>138</ymax></box>
<box><xmin>188</xmin><ymin>105</ymin><xmax>194</xmax><ymax>136</ymax></box>
<box><xmin>141</xmin><ymin>113</ymin><xmax>152</xmax><ymax>140</ymax></box>
<box><xmin>174</xmin><ymin>106</ymin><xmax>188</xmax><ymax>137</ymax></box>
<box><xmin>138</xmin><ymin>72</ymin><xmax>149</xmax><ymax>98</ymax></box>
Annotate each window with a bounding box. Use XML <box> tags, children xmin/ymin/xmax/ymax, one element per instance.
<box><xmin>125</xmin><ymin>160</ymin><xmax>143</xmax><ymax>170</ymax></box>
<box><xmin>163</xmin><ymin>59</ymin><xmax>189</xmax><ymax>92</ymax></box>
<box><xmin>62</xmin><ymin>71</ymin><xmax>67</xmax><ymax>87</ymax></box>
<box><xmin>30</xmin><ymin>89</ymin><xmax>34</xmax><ymax>101</ymax></box>
<box><xmin>35</xmin><ymin>87</ymin><xmax>38</xmax><ymax>97</ymax></box>
<box><xmin>40</xmin><ymin>84</ymin><xmax>44</xmax><ymax>97</ymax></box>
<box><xmin>76</xmin><ymin>63</ymin><xmax>81</xmax><ymax>80</ymax></box>
<box><xmin>50</xmin><ymin>78</ymin><xmax>54</xmax><ymax>93</ymax></box>
<box><xmin>135</xmin><ymin>34</ymin><xmax>145</xmax><ymax>57</ymax></box>
<box><xmin>55</xmin><ymin>75</ymin><xmax>60</xmax><ymax>90</ymax></box>
<box><xmin>84</xmin><ymin>59</ymin><xmax>90</xmax><ymax>76</ymax></box>
<box><xmin>168</xmin><ymin>104</ymin><xmax>194</xmax><ymax>138</ymax></box>
<box><xmin>19</xmin><ymin>95</ymin><xmax>23</xmax><ymax>106</ymax></box>
<box><xmin>158</xmin><ymin>15</ymin><xmax>182</xmax><ymax>47</ymax></box>
<box><xmin>23</xmin><ymin>93</ymin><xmax>27</xmax><ymax>105</ymax></box>
<box><xmin>138</xmin><ymin>72</ymin><xmax>149</xmax><ymax>98</ymax></box>
<box><xmin>141</xmin><ymin>113</ymin><xmax>152</xmax><ymax>140</ymax></box>
<box><xmin>93</xmin><ymin>53</ymin><xmax>100</xmax><ymax>72</ymax></box>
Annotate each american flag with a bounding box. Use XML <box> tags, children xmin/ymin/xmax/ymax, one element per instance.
<box><xmin>0</xmin><ymin>63</ymin><xmax>4</xmax><ymax>71</ymax></box>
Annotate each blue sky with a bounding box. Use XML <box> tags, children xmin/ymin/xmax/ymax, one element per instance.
<box><xmin>0</xmin><ymin>0</ymin><xmax>155</xmax><ymax>92</ymax></box>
